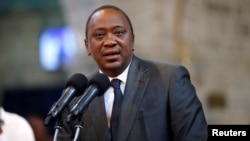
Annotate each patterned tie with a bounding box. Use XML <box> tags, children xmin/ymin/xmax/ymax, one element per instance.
<box><xmin>110</xmin><ymin>79</ymin><xmax>123</xmax><ymax>141</ymax></box>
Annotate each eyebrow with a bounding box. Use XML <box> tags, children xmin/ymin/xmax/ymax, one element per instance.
<box><xmin>92</xmin><ymin>25</ymin><xmax>126</xmax><ymax>31</ymax></box>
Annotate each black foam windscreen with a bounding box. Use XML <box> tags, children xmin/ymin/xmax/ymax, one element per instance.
<box><xmin>88</xmin><ymin>73</ymin><xmax>110</xmax><ymax>96</ymax></box>
<box><xmin>66</xmin><ymin>73</ymin><xmax>88</xmax><ymax>95</ymax></box>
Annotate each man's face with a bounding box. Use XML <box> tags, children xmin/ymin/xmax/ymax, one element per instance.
<box><xmin>85</xmin><ymin>8</ymin><xmax>134</xmax><ymax>77</ymax></box>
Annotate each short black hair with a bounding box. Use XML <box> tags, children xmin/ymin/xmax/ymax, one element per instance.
<box><xmin>85</xmin><ymin>5</ymin><xmax>134</xmax><ymax>39</ymax></box>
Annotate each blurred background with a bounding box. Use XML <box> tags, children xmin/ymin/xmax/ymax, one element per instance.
<box><xmin>0</xmin><ymin>0</ymin><xmax>249</xmax><ymax>140</ymax></box>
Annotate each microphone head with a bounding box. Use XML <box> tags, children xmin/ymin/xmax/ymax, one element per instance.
<box><xmin>66</xmin><ymin>73</ymin><xmax>88</xmax><ymax>95</ymax></box>
<box><xmin>88</xmin><ymin>73</ymin><xmax>110</xmax><ymax>96</ymax></box>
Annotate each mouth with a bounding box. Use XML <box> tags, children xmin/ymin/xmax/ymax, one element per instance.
<box><xmin>103</xmin><ymin>50</ymin><xmax>121</xmax><ymax>61</ymax></box>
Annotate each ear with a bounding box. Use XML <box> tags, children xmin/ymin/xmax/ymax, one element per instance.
<box><xmin>84</xmin><ymin>38</ymin><xmax>91</xmax><ymax>55</ymax></box>
<box><xmin>132</xmin><ymin>35</ymin><xmax>135</xmax><ymax>43</ymax></box>
<box><xmin>131</xmin><ymin>34</ymin><xmax>135</xmax><ymax>51</ymax></box>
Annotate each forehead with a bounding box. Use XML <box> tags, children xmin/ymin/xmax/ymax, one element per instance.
<box><xmin>88</xmin><ymin>8</ymin><xmax>129</xmax><ymax>29</ymax></box>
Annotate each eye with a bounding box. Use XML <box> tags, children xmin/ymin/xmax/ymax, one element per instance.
<box><xmin>114</xmin><ymin>29</ymin><xmax>125</xmax><ymax>37</ymax></box>
<box><xmin>94</xmin><ymin>31</ymin><xmax>105</xmax><ymax>39</ymax></box>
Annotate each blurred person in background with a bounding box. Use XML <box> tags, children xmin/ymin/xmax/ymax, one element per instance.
<box><xmin>0</xmin><ymin>106</ymin><xmax>35</xmax><ymax>141</ymax></box>
<box><xmin>27</xmin><ymin>114</ymin><xmax>53</xmax><ymax>141</ymax></box>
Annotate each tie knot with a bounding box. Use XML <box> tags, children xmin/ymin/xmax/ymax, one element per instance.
<box><xmin>111</xmin><ymin>79</ymin><xmax>121</xmax><ymax>89</ymax></box>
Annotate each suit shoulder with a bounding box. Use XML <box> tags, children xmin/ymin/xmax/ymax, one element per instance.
<box><xmin>133</xmin><ymin>56</ymin><xmax>190</xmax><ymax>76</ymax></box>
<box><xmin>139</xmin><ymin>58</ymin><xmax>186</xmax><ymax>72</ymax></box>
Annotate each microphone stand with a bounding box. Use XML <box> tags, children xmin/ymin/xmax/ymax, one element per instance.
<box><xmin>72</xmin><ymin>116</ymin><xmax>84</xmax><ymax>141</ymax></box>
<box><xmin>53</xmin><ymin>117</ymin><xmax>63</xmax><ymax>141</ymax></box>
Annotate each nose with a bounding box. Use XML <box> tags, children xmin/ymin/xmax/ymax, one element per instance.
<box><xmin>103</xmin><ymin>35</ymin><xmax>117</xmax><ymax>48</ymax></box>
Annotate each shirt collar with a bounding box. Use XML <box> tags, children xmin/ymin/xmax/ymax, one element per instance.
<box><xmin>99</xmin><ymin>59</ymin><xmax>132</xmax><ymax>84</ymax></box>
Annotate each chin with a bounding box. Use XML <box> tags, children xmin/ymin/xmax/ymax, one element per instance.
<box><xmin>103</xmin><ymin>63</ymin><xmax>122</xmax><ymax>71</ymax></box>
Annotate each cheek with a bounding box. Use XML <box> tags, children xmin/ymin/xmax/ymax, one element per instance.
<box><xmin>124</xmin><ymin>39</ymin><xmax>134</xmax><ymax>52</ymax></box>
<box><xmin>89</xmin><ymin>40</ymin><xmax>101</xmax><ymax>52</ymax></box>
<box><xmin>91</xmin><ymin>46</ymin><xmax>103</xmax><ymax>60</ymax></box>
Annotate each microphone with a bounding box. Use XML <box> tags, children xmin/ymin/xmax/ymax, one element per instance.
<box><xmin>66</xmin><ymin>73</ymin><xmax>110</xmax><ymax>123</ymax></box>
<box><xmin>44</xmin><ymin>73</ymin><xmax>88</xmax><ymax>125</ymax></box>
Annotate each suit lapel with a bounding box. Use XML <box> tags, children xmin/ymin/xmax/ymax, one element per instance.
<box><xmin>118</xmin><ymin>56</ymin><xmax>150</xmax><ymax>141</ymax></box>
<box><xmin>88</xmin><ymin>95</ymin><xmax>110</xmax><ymax>141</ymax></box>
<box><xmin>86</xmin><ymin>57</ymin><xmax>150</xmax><ymax>141</ymax></box>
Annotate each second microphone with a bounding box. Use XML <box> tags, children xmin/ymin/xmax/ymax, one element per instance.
<box><xmin>66</xmin><ymin>73</ymin><xmax>110</xmax><ymax>123</ymax></box>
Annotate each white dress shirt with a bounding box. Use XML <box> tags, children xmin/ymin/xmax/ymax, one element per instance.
<box><xmin>100</xmin><ymin>63</ymin><xmax>131</xmax><ymax>128</ymax></box>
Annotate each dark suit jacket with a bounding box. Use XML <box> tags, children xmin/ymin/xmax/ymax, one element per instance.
<box><xmin>57</xmin><ymin>56</ymin><xmax>208</xmax><ymax>141</ymax></box>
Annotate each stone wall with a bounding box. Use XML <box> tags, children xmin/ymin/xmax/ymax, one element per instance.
<box><xmin>0</xmin><ymin>0</ymin><xmax>249</xmax><ymax>124</ymax></box>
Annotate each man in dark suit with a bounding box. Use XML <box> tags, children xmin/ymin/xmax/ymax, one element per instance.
<box><xmin>57</xmin><ymin>5</ymin><xmax>208</xmax><ymax>141</ymax></box>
